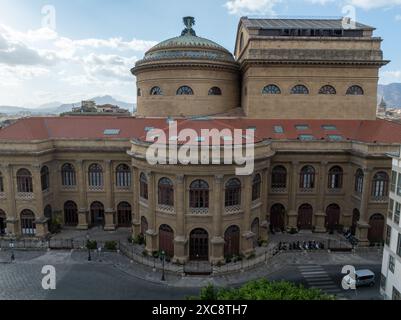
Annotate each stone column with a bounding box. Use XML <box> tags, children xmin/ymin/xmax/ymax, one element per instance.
<box><xmin>145</xmin><ymin>171</ymin><xmax>158</xmax><ymax>254</ymax></box>
<box><xmin>315</xmin><ymin>161</ymin><xmax>327</xmax><ymax>233</ymax></box>
<box><xmin>260</xmin><ymin>168</ymin><xmax>269</xmax><ymax>241</ymax></box>
<box><xmin>3</xmin><ymin>164</ymin><xmax>18</xmax><ymax>235</ymax></box>
<box><xmin>287</xmin><ymin>161</ymin><xmax>299</xmax><ymax>230</ymax></box>
<box><xmin>210</xmin><ymin>174</ymin><xmax>225</xmax><ymax>265</ymax></box>
<box><xmin>173</xmin><ymin>174</ymin><xmax>188</xmax><ymax>264</ymax></box>
<box><xmin>32</xmin><ymin>164</ymin><xmax>47</xmax><ymax>237</ymax></box>
<box><xmin>242</xmin><ymin>175</ymin><xmax>255</xmax><ymax>257</ymax></box>
<box><xmin>131</xmin><ymin>166</ymin><xmax>141</xmax><ymax>238</ymax></box>
<box><xmin>356</xmin><ymin>168</ymin><xmax>373</xmax><ymax>246</ymax></box>
<box><xmin>76</xmin><ymin>160</ymin><xmax>88</xmax><ymax>230</ymax></box>
<box><xmin>104</xmin><ymin>160</ymin><xmax>116</xmax><ymax>231</ymax></box>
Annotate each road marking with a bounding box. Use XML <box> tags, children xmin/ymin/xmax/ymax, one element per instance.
<box><xmin>298</xmin><ymin>265</ymin><xmax>342</xmax><ymax>297</ymax></box>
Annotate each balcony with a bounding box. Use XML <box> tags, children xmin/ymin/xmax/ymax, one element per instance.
<box><xmin>157</xmin><ymin>204</ymin><xmax>175</xmax><ymax>215</ymax></box>
<box><xmin>189</xmin><ymin>207</ymin><xmax>209</xmax><ymax>215</ymax></box>
<box><xmin>371</xmin><ymin>195</ymin><xmax>388</xmax><ymax>203</ymax></box>
<box><xmin>88</xmin><ymin>185</ymin><xmax>104</xmax><ymax>192</ymax></box>
<box><xmin>0</xmin><ymin>192</ymin><xmax>6</xmax><ymax>200</ymax></box>
<box><xmin>225</xmin><ymin>205</ymin><xmax>241</xmax><ymax>214</ymax></box>
<box><xmin>17</xmin><ymin>193</ymin><xmax>34</xmax><ymax>200</ymax></box>
<box><xmin>271</xmin><ymin>188</ymin><xmax>287</xmax><ymax>194</ymax></box>
<box><xmin>300</xmin><ymin>188</ymin><xmax>314</xmax><ymax>194</ymax></box>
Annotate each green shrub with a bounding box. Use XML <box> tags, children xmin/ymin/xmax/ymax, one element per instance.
<box><xmin>191</xmin><ymin>280</ymin><xmax>336</xmax><ymax>301</ymax></box>
<box><xmin>86</xmin><ymin>240</ymin><xmax>97</xmax><ymax>250</ymax></box>
<box><xmin>104</xmin><ymin>241</ymin><xmax>117</xmax><ymax>251</ymax></box>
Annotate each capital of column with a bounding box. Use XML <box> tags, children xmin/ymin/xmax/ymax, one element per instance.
<box><xmin>176</xmin><ymin>174</ymin><xmax>185</xmax><ymax>184</ymax></box>
<box><xmin>214</xmin><ymin>174</ymin><xmax>224</xmax><ymax>184</ymax></box>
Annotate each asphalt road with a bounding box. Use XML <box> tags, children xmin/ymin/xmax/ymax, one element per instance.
<box><xmin>0</xmin><ymin>251</ymin><xmax>382</xmax><ymax>300</ymax></box>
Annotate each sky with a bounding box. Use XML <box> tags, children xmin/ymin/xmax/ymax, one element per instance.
<box><xmin>0</xmin><ymin>0</ymin><xmax>401</xmax><ymax>107</ymax></box>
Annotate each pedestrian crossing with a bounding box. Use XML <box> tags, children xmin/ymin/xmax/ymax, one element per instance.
<box><xmin>298</xmin><ymin>265</ymin><xmax>345</xmax><ymax>298</ymax></box>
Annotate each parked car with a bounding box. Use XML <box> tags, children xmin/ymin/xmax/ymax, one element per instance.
<box><xmin>343</xmin><ymin>269</ymin><xmax>376</xmax><ymax>288</ymax></box>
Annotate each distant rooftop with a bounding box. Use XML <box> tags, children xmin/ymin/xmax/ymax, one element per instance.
<box><xmin>241</xmin><ymin>17</ymin><xmax>375</xmax><ymax>31</ymax></box>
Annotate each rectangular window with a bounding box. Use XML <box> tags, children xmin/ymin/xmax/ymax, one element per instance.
<box><xmin>389</xmin><ymin>255</ymin><xmax>396</xmax><ymax>273</ymax></box>
<box><xmin>386</xmin><ymin>226</ymin><xmax>392</xmax><ymax>246</ymax></box>
<box><xmin>103</xmin><ymin>129</ymin><xmax>120</xmax><ymax>135</ymax></box>
<box><xmin>398</xmin><ymin>173</ymin><xmax>401</xmax><ymax>196</ymax></box>
<box><xmin>299</xmin><ymin>135</ymin><xmax>315</xmax><ymax>141</ymax></box>
<box><xmin>295</xmin><ymin>125</ymin><xmax>309</xmax><ymax>131</ymax></box>
<box><xmin>389</xmin><ymin>199</ymin><xmax>394</xmax><ymax>220</ymax></box>
<box><xmin>327</xmin><ymin>135</ymin><xmax>343</xmax><ymax>141</ymax></box>
<box><xmin>395</xmin><ymin>203</ymin><xmax>401</xmax><ymax>225</ymax></box>
<box><xmin>322</xmin><ymin>125</ymin><xmax>337</xmax><ymax>131</ymax></box>
<box><xmin>274</xmin><ymin>126</ymin><xmax>284</xmax><ymax>134</ymax></box>
<box><xmin>393</xmin><ymin>287</ymin><xmax>401</xmax><ymax>301</ymax></box>
<box><xmin>391</xmin><ymin>171</ymin><xmax>397</xmax><ymax>193</ymax></box>
<box><xmin>397</xmin><ymin>233</ymin><xmax>401</xmax><ymax>258</ymax></box>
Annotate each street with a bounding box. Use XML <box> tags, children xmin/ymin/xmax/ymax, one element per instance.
<box><xmin>0</xmin><ymin>250</ymin><xmax>382</xmax><ymax>300</ymax></box>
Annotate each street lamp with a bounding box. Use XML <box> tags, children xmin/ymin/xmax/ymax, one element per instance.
<box><xmin>160</xmin><ymin>251</ymin><xmax>166</xmax><ymax>281</ymax></box>
<box><xmin>86</xmin><ymin>234</ymin><xmax>92</xmax><ymax>262</ymax></box>
<box><xmin>9</xmin><ymin>239</ymin><xmax>15</xmax><ymax>262</ymax></box>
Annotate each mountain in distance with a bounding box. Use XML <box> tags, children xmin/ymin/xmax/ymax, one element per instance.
<box><xmin>0</xmin><ymin>95</ymin><xmax>136</xmax><ymax>116</ymax></box>
<box><xmin>378</xmin><ymin>83</ymin><xmax>401</xmax><ymax>108</ymax></box>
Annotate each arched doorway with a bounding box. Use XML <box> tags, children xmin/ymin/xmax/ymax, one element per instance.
<box><xmin>351</xmin><ymin>209</ymin><xmax>360</xmax><ymax>236</ymax></box>
<box><xmin>224</xmin><ymin>226</ymin><xmax>240</xmax><ymax>257</ymax></box>
<box><xmin>251</xmin><ymin>218</ymin><xmax>260</xmax><ymax>248</ymax></box>
<box><xmin>270</xmin><ymin>204</ymin><xmax>285</xmax><ymax>232</ymax></box>
<box><xmin>326</xmin><ymin>204</ymin><xmax>341</xmax><ymax>232</ymax></box>
<box><xmin>190</xmin><ymin>228</ymin><xmax>209</xmax><ymax>261</ymax></box>
<box><xmin>298</xmin><ymin>204</ymin><xmax>313</xmax><ymax>230</ymax></box>
<box><xmin>117</xmin><ymin>202</ymin><xmax>132</xmax><ymax>227</ymax></box>
<box><xmin>159</xmin><ymin>224</ymin><xmax>174</xmax><ymax>258</ymax></box>
<box><xmin>368</xmin><ymin>214</ymin><xmax>385</xmax><ymax>244</ymax></box>
<box><xmin>21</xmin><ymin>210</ymin><xmax>36</xmax><ymax>236</ymax></box>
<box><xmin>64</xmin><ymin>201</ymin><xmax>78</xmax><ymax>226</ymax></box>
<box><xmin>90</xmin><ymin>202</ymin><xmax>105</xmax><ymax>227</ymax></box>
<box><xmin>0</xmin><ymin>210</ymin><xmax>6</xmax><ymax>235</ymax></box>
<box><xmin>44</xmin><ymin>205</ymin><xmax>52</xmax><ymax>232</ymax></box>
<box><xmin>141</xmin><ymin>216</ymin><xmax>148</xmax><ymax>236</ymax></box>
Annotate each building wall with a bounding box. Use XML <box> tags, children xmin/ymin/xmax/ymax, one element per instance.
<box><xmin>135</xmin><ymin>66</ymin><xmax>240</xmax><ymax>117</ymax></box>
<box><xmin>381</xmin><ymin>153</ymin><xmax>401</xmax><ymax>300</ymax></box>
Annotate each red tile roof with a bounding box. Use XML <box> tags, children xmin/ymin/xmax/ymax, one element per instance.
<box><xmin>1</xmin><ymin>116</ymin><xmax>401</xmax><ymax>144</ymax></box>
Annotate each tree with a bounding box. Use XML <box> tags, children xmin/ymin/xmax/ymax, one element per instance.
<box><xmin>189</xmin><ymin>280</ymin><xmax>336</xmax><ymax>301</ymax></box>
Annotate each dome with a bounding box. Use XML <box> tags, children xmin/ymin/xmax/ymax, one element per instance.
<box><xmin>136</xmin><ymin>17</ymin><xmax>235</xmax><ymax>65</ymax></box>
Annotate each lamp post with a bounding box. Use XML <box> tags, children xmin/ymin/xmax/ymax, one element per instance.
<box><xmin>160</xmin><ymin>251</ymin><xmax>166</xmax><ymax>281</ymax></box>
<box><xmin>9</xmin><ymin>239</ymin><xmax>15</xmax><ymax>262</ymax></box>
<box><xmin>86</xmin><ymin>234</ymin><xmax>91</xmax><ymax>262</ymax></box>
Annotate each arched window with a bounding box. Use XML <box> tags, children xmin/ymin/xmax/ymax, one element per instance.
<box><xmin>158</xmin><ymin>178</ymin><xmax>174</xmax><ymax>206</ymax></box>
<box><xmin>64</xmin><ymin>201</ymin><xmax>78</xmax><ymax>226</ymax></box>
<box><xmin>252</xmin><ymin>174</ymin><xmax>262</xmax><ymax>201</ymax></box>
<box><xmin>116</xmin><ymin>164</ymin><xmax>131</xmax><ymax>189</ymax></box>
<box><xmin>0</xmin><ymin>210</ymin><xmax>6</xmax><ymax>235</ymax></box>
<box><xmin>291</xmin><ymin>85</ymin><xmax>309</xmax><ymax>95</ymax></box>
<box><xmin>225</xmin><ymin>178</ymin><xmax>241</xmax><ymax>207</ymax></box>
<box><xmin>328</xmin><ymin>166</ymin><xmax>343</xmax><ymax>189</ymax></box>
<box><xmin>319</xmin><ymin>85</ymin><xmax>336</xmax><ymax>95</ymax></box>
<box><xmin>190</xmin><ymin>180</ymin><xmax>209</xmax><ymax>209</ymax></box>
<box><xmin>140</xmin><ymin>173</ymin><xmax>148</xmax><ymax>200</ymax></box>
<box><xmin>88</xmin><ymin>164</ymin><xmax>103</xmax><ymax>189</ymax></box>
<box><xmin>150</xmin><ymin>86</ymin><xmax>163</xmax><ymax>96</ymax></box>
<box><xmin>355</xmin><ymin>169</ymin><xmax>364</xmax><ymax>194</ymax></box>
<box><xmin>137</xmin><ymin>88</ymin><xmax>142</xmax><ymax>97</ymax></box>
<box><xmin>0</xmin><ymin>171</ymin><xmax>4</xmax><ymax>193</ymax></box>
<box><xmin>208</xmin><ymin>87</ymin><xmax>222</xmax><ymax>96</ymax></box>
<box><xmin>17</xmin><ymin>169</ymin><xmax>33</xmax><ymax>193</ymax></box>
<box><xmin>117</xmin><ymin>202</ymin><xmax>132</xmax><ymax>227</ymax></box>
<box><xmin>372</xmin><ymin>172</ymin><xmax>389</xmax><ymax>198</ymax></box>
<box><xmin>61</xmin><ymin>164</ymin><xmax>76</xmax><ymax>187</ymax></box>
<box><xmin>271</xmin><ymin>166</ymin><xmax>287</xmax><ymax>189</ymax></box>
<box><xmin>300</xmin><ymin>166</ymin><xmax>315</xmax><ymax>189</ymax></box>
<box><xmin>262</xmin><ymin>85</ymin><xmax>281</xmax><ymax>95</ymax></box>
<box><xmin>177</xmin><ymin>86</ymin><xmax>194</xmax><ymax>95</ymax></box>
<box><xmin>41</xmin><ymin>166</ymin><xmax>50</xmax><ymax>191</ymax></box>
<box><xmin>347</xmin><ymin>85</ymin><xmax>364</xmax><ymax>95</ymax></box>
<box><xmin>21</xmin><ymin>210</ymin><xmax>36</xmax><ymax>236</ymax></box>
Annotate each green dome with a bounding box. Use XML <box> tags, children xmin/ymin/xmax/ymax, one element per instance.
<box><xmin>138</xmin><ymin>17</ymin><xmax>235</xmax><ymax>64</ymax></box>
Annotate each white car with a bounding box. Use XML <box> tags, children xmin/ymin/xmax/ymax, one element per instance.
<box><xmin>343</xmin><ymin>269</ymin><xmax>376</xmax><ymax>288</ymax></box>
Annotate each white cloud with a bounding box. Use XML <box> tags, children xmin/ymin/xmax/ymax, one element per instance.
<box><xmin>380</xmin><ymin>70</ymin><xmax>401</xmax><ymax>84</ymax></box>
<box><xmin>347</xmin><ymin>0</ymin><xmax>401</xmax><ymax>10</ymax></box>
<box><xmin>225</xmin><ymin>0</ymin><xmax>281</xmax><ymax>15</ymax></box>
